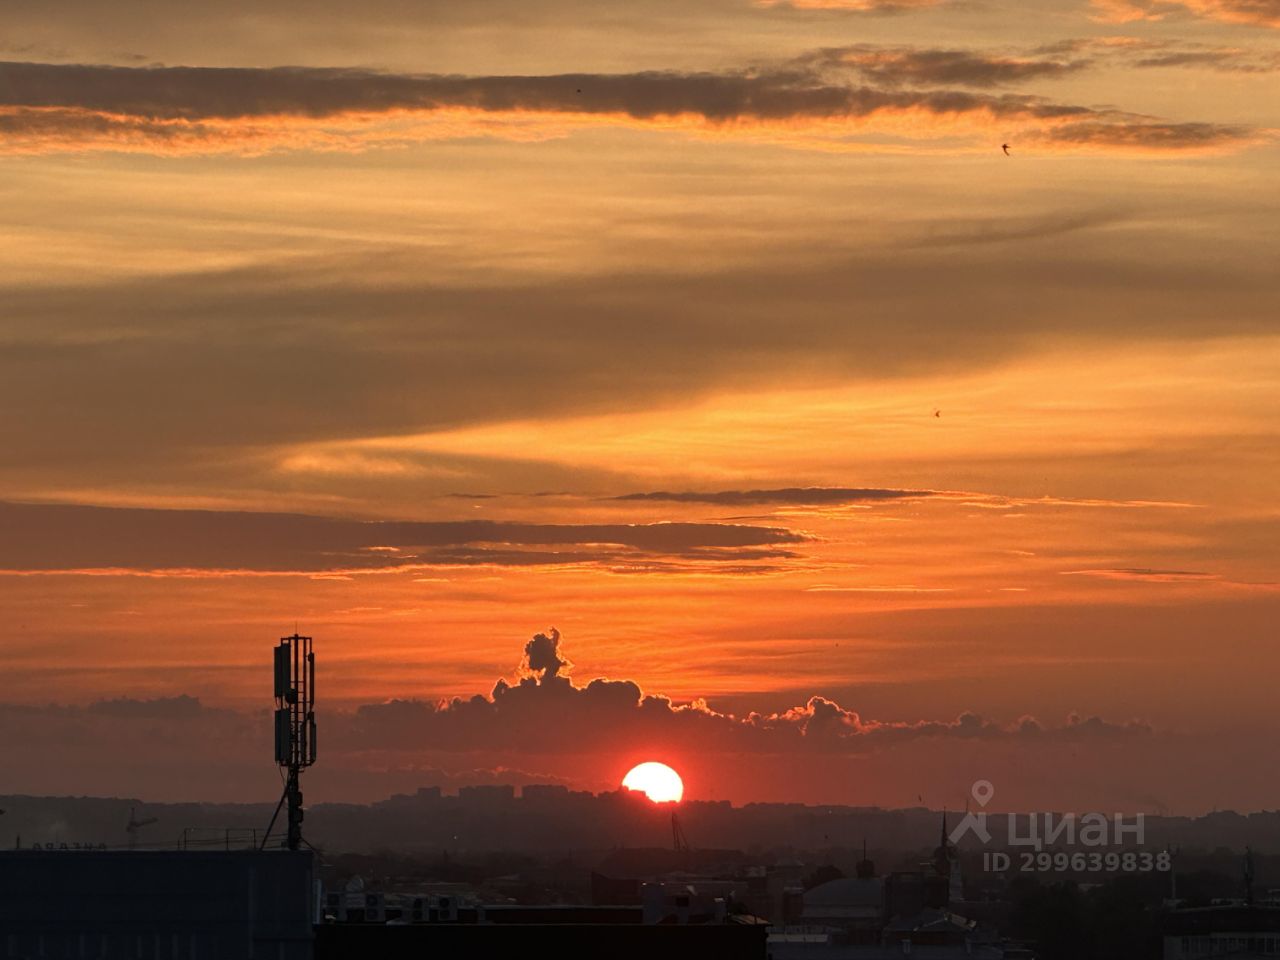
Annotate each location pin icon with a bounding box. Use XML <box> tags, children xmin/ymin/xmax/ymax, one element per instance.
<box><xmin>972</xmin><ymin>779</ymin><xmax>995</xmax><ymax>808</ymax></box>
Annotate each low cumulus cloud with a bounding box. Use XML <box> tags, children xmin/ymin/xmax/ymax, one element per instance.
<box><xmin>0</xmin><ymin>632</ymin><xmax>1155</xmax><ymax>802</ymax></box>
<box><xmin>340</xmin><ymin>631</ymin><xmax>1151</xmax><ymax>756</ymax></box>
<box><xmin>0</xmin><ymin>59</ymin><xmax>1256</xmax><ymax>156</ymax></box>
<box><xmin>0</xmin><ymin>500</ymin><xmax>807</xmax><ymax>575</ymax></box>
<box><xmin>524</xmin><ymin>628</ymin><xmax>570</xmax><ymax>680</ymax></box>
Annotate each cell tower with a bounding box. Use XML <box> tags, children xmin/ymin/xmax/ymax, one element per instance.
<box><xmin>262</xmin><ymin>634</ymin><xmax>316</xmax><ymax>851</ymax></box>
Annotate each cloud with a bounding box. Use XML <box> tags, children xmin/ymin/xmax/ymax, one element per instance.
<box><xmin>1090</xmin><ymin>0</ymin><xmax>1280</xmax><ymax>27</ymax></box>
<box><xmin>524</xmin><ymin>629</ymin><xmax>570</xmax><ymax>680</ymax></box>
<box><xmin>1037</xmin><ymin>119</ymin><xmax>1251</xmax><ymax>150</ymax></box>
<box><xmin>802</xmin><ymin>45</ymin><xmax>1090</xmax><ymax>87</ymax></box>
<box><xmin>613</xmin><ymin>487</ymin><xmax>934</xmax><ymax>505</ymax></box>
<box><xmin>0</xmin><ymin>59</ymin><xmax>1256</xmax><ymax>157</ymax></box>
<box><xmin>908</xmin><ymin>210</ymin><xmax>1137</xmax><ymax>248</ymax></box>
<box><xmin>0</xmin><ymin>500</ymin><xmax>808</xmax><ymax>575</ymax></box>
<box><xmin>756</xmin><ymin>0</ymin><xmax>947</xmax><ymax>9</ymax></box>
<box><xmin>0</xmin><ymin>633</ymin><xmax>1157</xmax><ymax>802</ymax></box>
<box><xmin>0</xmin><ymin>696</ymin><xmax>268</xmax><ymax>802</ymax></box>
<box><xmin>1132</xmin><ymin>48</ymin><xmax>1280</xmax><ymax>71</ymax></box>
<box><xmin>1090</xmin><ymin>0</ymin><xmax>1172</xmax><ymax>20</ymax></box>
<box><xmin>86</xmin><ymin>695</ymin><xmax>206</xmax><ymax>719</ymax></box>
<box><xmin>1062</xmin><ymin>567</ymin><xmax>1219</xmax><ymax>582</ymax></box>
<box><xmin>2</xmin><ymin>245</ymin><xmax>1275</xmax><ymax>495</ymax></box>
<box><xmin>616</xmin><ymin>487</ymin><xmax>1198</xmax><ymax>510</ymax></box>
<box><xmin>339</xmin><ymin>631</ymin><xmax>1152</xmax><ymax>756</ymax></box>
<box><xmin>1049</xmin><ymin>35</ymin><xmax>1280</xmax><ymax>72</ymax></box>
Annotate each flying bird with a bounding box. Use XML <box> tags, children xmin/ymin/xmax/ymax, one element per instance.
<box><xmin>1002</xmin><ymin>143</ymin><xmax>1011</xmax><ymax>156</ymax></box>
<box><xmin>933</xmin><ymin>409</ymin><xmax>941</xmax><ymax>418</ymax></box>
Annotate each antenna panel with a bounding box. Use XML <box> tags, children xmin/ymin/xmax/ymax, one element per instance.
<box><xmin>274</xmin><ymin>643</ymin><xmax>290</xmax><ymax>699</ymax></box>
<box><xmin>274</xmin><ymin>707</ymin><xmax>291</xmax><ymax>764</ymax></box>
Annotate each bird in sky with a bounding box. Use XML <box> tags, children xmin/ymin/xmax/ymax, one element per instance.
<box><xmin>933</xmin><ymin>409</ymin><xmax>941</xmax><ymax>418</ymax></box>
<box><xmin>1002</xmin><ymin>143</ymin><xmax>1011</xmax><ymax>156</ymax></box>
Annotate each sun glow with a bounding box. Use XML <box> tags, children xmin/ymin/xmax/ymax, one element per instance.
<box><xmin>622</xmin><ymin>761</ymin><xmax>685</xmax><ymax>803</ymax></box>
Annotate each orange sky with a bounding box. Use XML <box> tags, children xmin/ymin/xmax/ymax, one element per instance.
<box><xmin>0</xmin><ymin>0</ymin><xmax>1276</xmax><ymax>811</ymax></box>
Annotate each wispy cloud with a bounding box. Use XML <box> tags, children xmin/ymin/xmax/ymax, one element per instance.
<box><xmin>614</xmin><ymin>487</ymin><xmax>1198</xmax><ymax>509</ymax></box>
<box><xmin>756</xmin><ymin>0</ymin><xmax>948</xmax><ymax>9</ymax></box>
<box><xmin>1091</xmin><ymin>0</ymin><xmax>1280</xmax><ymax>28</ymax></box>
<box><xmin>0</xmin><ymin>60</ymin><xmax>1257</xmax><ymax>156</ymax></box>
<box><xmin>1061</xmin><ymin>567</ymin><xmax>1219</xmax><ymax>582</ymax></box>
<box><xmin>1048</xmin><ymin>34</ymin><xmax>1280</xmax><ymax>71</ymax></box>
<box><xmin>614</xmin><ymin>487</ymin><xmax>934</xmax><ymax>505</ymax></box>
<box><xmin>800</xmin><ymin>45</ymin><xmax>1090</xmax><ymax>87</ymax></box>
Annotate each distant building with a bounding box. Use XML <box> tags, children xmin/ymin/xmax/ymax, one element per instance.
<box><xmin>593</xmin><ymin>870</ymin><xmax>643</xmax><ymax>905</ymax></box>
<box><xmin>642</xmin><ymin>880</ymin><xmax>744</xmax><ymax>924</ymax></box>
<box><xmin>521</xmin><ymin>784</ymin><xmax>570</xmax><ymax>802</ymax></box>
<box><xmin>1161</xmin><ymin>904</ymin><xmax>1280</xmax><ymax>959</ymax></box>
<box><xmin>802</xmin><ymin>877</ymin><xmax>885</xmax><ymax>939</ymax></box>
<box><xmin>773</xmin><ymin>819</ymin><xmax>1011</xmax><ymax>959</ymax></box>
<box><xmin>456</xmin><ymin>784</ymin><xmax>515</xmax><ymax>805</ymax></box>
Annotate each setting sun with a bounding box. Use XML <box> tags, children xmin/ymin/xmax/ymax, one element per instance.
<box><xmin>622</xmin><ymin>762</ymin><xmax>684</xmax><ymax>804</ymax></box>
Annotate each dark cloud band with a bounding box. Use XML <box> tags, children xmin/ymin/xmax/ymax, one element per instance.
<box><xmin>0</xmin><ymin>59</ymin><xmax>1254</xmax><ymax>155</ymax></box>
<box><xmin>614</xmin><ymin>487</ymin><xmax>933</xmax><ymax>505</ymax></box>
<box><xmin>0</xmin><ymin>500</ymin><xmax>807</xmax><ymax>573</ymax></box>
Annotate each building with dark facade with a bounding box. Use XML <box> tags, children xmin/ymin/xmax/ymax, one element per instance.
<box><xmin>0</xmin><ymin>850</ymin><xmax>315</xmax><ymax>960</ymax></box>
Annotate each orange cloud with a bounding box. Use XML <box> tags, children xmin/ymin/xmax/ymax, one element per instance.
<box><xmin>1061</xmin><ymin>567</ymin><xmax>1220</xmax><ymax>582</ymax></box>
<box><xmin>0</xmin><ymin>61</ymin><xmax>1258</xmax><ymax>157</ymax></box>
<box><xmin>1091</xmin><ymin>0</ymin><xmax>1280</xmax><ymax>27</ymax></box>
<box><xmin>757</xmin><ymin>0</ymin><xmax>946</xmax><ymax>8</ymax></box>
<box><xmin>1056</xmin><ymin>569</ymin><xmax>1280</xmax><ymax>589</ymax></box>
<box><xmin>799</xmin><ymin>45</ymin><xmax>1090</xmax><ymax>86</ymax></box>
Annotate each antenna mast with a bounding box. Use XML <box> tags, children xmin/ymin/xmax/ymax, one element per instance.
<box><xmin>262</xmin><ymin>634</ymin><xmax>316</xmax><ymax>851</ymax></box>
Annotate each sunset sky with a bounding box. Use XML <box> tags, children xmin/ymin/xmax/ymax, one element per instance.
<box><xmin>0</xmin><ymin>0</ymin><xmax>1277</xmax><ymax>814</ymax></box>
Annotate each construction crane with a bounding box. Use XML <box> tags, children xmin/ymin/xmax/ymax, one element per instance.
<box><xmin>671</xmin><ymin>811</ymin><xmax>690</xmax><ymax>854</ymax></box>
<box><xmin>126</xmin><ymin>807</ymin><xmax>158</xmax><ymax>850</ymax></box>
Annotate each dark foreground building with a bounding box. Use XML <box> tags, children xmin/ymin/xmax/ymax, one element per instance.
<box><xmin>0</xmin><ymin>850</ymin><xmax>769</xmax><ymax>960</ymax></box>
<box><xmin>1160</xmin><ymin>903</ymin><xmax>1280</xmax><ymax>959</ymax></box>
<box><xmin>317</xmin><ymin>921</ymin><xmax>768</xmax><ymax>960</ymax></box>
<box><xmin>0</xmin><ymin>850</ymin><xmax>315</xmax><ymax>960</ymax></box>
